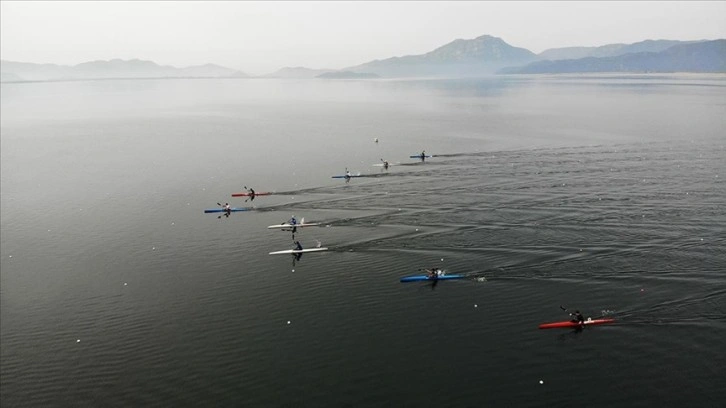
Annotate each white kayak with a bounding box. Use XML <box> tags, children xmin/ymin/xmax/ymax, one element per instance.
<box><xmin>267</xmin><ymin>222</ymin><xmax>320</xmax><ymax>229</ymax></box>
<box><xmin>269</xmin><ymin>248</ymin><xmax>329</xmax><ymax>255</ymax></box>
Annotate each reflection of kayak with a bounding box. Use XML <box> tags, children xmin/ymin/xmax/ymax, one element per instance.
<box><xmin>231</xmin><ymin>192</ymin><xmax>272</xmax><ymax>197</ymax></box>
<box><xmin>400</xmin><ymin>274</ymin><xmax>464</xmax><ymax>282</ymax></box>
<box><xmin>269</xmin><ymin>248</ymin><xmax>328</xmax><ymax>255</ymax></box>
<box><xmin>538</xmin><ymin>318</ymin><xmax>615</xmax><ymax>329</ymax></box>
<box><xmin>267</xmin><ymin>223</ymin><xmax>320</xmax><ymax>229</ymax></box>
<box><xmin>204</xmin><ymin>207</ymin><xmax>251</xmax><ymax>213</ymax></box>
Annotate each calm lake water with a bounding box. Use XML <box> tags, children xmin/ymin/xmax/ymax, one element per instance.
<box><xmin>1</xmin><ymin>75</ymin><xmax>725</xmax><ymax>407</ymax></box>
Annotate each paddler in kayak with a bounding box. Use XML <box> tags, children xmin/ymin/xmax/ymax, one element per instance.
<box><xmin>570</xmin><ymin>310</ymin><xmax>585</xmax><ymax>324</ymax></box>
<box><xmin>426</xmin><ymin>267</ymin><xmax>443</xmax><ymax>279</ymax></box>
<box><xmin>344</xmin><ymin>168</ymin><xmax>352</xmax><ymax>183</ymax></box>
<box><xmin>420</xmin><ymin>150</ymin><xmax>426</xmax><ymax>161</ymax></box>
<box><xmin>294</xmin><ymin>241</ymin><xmax>303</xmax><ymax>251</ymax></box>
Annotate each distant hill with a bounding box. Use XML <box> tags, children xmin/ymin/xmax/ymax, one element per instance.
<box><xmin>538</xmin><ymin>40</ymin><xmax>702</xmax><ymax>61</ymax></box>
<box><xmin>343</xmin><ymin>35</ymin><xmax>538</xmax><ymax>78</ymax></box>
<box><xmin>1</xmin><ymin>72</ymin><xmax>25</xmax><ymax>82</ymax></box>
<box><xmin>316</xmin><ymin>71</ymin><xmax>380</xmax><ymax>79</ymax></box>
<box><xmin>261</xmin><ymin>66</ymin><xmax>336</xmax><ymax>78</ymax></box>
<box><xmin>0</xmin><ymin>59</ymin><xmax>248</xmax><ymax>82</ymax></box>
<box><xmin>501</xmin><ymin>40</ymin><xmax>726</xmax><ymax>74</ymax></box>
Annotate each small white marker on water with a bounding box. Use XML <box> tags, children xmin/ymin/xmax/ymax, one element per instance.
<box><xmin>287</xmin><ymin>321</ymin><xmax>291</xmax><ymax>325</ymax></box>
<box><xmin>539</xmin><ymin>380</ymin><xmax>544</xmax><ymax>385</ymax></box>
<box><xmin>76</xmin><ymin>339</ymin><xmax>81</xmax><ymax>343</ymax></box>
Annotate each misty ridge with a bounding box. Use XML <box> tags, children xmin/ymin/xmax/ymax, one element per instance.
<box><xmin>2</xmin><ymin>35</ymin><xmax>725</xmax><ymax>83</ymax></box>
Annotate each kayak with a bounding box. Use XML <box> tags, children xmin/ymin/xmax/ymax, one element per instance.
<box><xmin>332</xmin><ymin>175</ymin><xmax>362</xmax><ymax>179</ymax></box>
<box><xmin>269</xmin><ymin>248</ymin><xmax>329</xmax><ymax>255</ymax></box>
<box><xmin>231</xmin><ymin>192</ymin><xmax>272</xmax><ymax>197</ymax></box>
<box><xmin>204</xmin><ymin>207</ymin><xmax>251</xmax><ymax>213</ymax></box>
<box><xmin>410</xmin><ymin>155</ymin><xmax>433</xmax><ymax>159</ymax></box>
<box><xmin>267</xmin><ymin>222</ymin><xmax>320</xmax><ymax>229</ymax></box>
<box><xmin>538</xmin><ymin>318</ymin><xmax>615</xmax><ymax>329</ymax></box>
<box><xmin>400</xmin><ymin>274</ymin><xmax>464</xmax><ymax>283</ymax></box>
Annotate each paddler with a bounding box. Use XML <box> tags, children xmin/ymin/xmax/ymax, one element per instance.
<box><xmin>224</xmin><ymin>203</ymin><xmax>231</xmax><ymax>212</ymax></box>
<box><xmin>426</xmin><ymin>267</ymin><xmax>442</xmax><ymax>279</ymax></box>
<box><xmin>345</xmin><ymin>168</ymin><xmax>352</xmax><ymax>183</ymax></box>
<box><xmin>294</xmin><ymin>241</ymin><xmax>303</xmax><ymax>251</ymax></box>
<box><xmin>420</xmin><ymin>150</ymin><xmax>426</xmax><ymax>161</ymax></box>
<box><xmin>570</xmin><ymin>310</ymin><xmax>585</xmax><ymax>324</ymax></box>
<box><xmin>381</xmin><ymin>159</ymin><xmax>389</xmax><ymax>170</ymax></box>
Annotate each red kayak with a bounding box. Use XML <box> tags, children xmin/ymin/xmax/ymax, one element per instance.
<box><xmin>538</xmin><ymin>318</ymin><xmax>615</xmax><ymax>329</ymax></box>
<box><xmin>231</xmin><ymin>192</ymin><xmax>272</xmax><ymax>197</ymax></box>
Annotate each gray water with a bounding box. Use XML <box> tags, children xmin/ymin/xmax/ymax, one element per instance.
<box><xmin>1</xmin><ymin>75</ymin><xmax>725</xmax><ymax>407</ymax></box>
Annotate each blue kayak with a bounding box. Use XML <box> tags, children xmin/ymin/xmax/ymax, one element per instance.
<box><xmin>204</xmin><ymin>207</ymin><xmax>251</xmax><ymax>213</ymax></box>
<box><xmin>400</xmin><ymin>274</ymin><xmax>464</xmax><ymax>283</ymax></box>
<box><xmin>410</xmin><ymin>155</ymin><xmax>432</xmax><ymax>159</ymax></box>
<box><xmin>332</xmin><ymin>175</ymin><xmax>362</xmax><ymax>179</ymax></box>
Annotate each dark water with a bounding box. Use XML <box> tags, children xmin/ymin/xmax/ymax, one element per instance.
<box><xmin>1</xmin><ymin>75</ymin><xmax>725</xmax><ymax>407</ymax></box>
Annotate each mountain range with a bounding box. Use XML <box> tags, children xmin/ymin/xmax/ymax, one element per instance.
<box><xmin>0</xmin><ymin>59</ymin><xmax>248</xmax><ymax>82</ymax></box>
<box><xmin>2</xmin><ymin>35</ymin><xmax>724</xmax><ymax>82</ymax></box>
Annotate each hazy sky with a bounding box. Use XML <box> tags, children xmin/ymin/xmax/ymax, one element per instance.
<box><xmin>2</xmin><ymin>1</ymin><xmax>725</xmax><ymax>75</ymax></box>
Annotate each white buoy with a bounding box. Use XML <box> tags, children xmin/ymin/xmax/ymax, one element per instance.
<box><xmin>474</xmin><ymin>304</ymin><xmax>478</xmax><ymax>308</ymax></box>
<box><xmin>539</xmin><ymin>380</ymin><xmax>544</xmax><ymax>384</ymax></box>
<box><xmin>76</xmin><ymin>339</ymin><xmax>81</xmax><ymax>343</ymax></box>
<box><xmin>124</xmin><ymin>283</ymin><xmax>127</xmax><ymax>286</ymax></box>
<box><xmin>287</xmin><ymin>321</ymin><xmax>291</xmax><ymax>325</ymax></box>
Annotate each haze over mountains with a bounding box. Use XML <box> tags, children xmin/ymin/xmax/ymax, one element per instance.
<box><xmin>2</xmin><ymin>35</ymin><xmax>724</xmax><ymax>82</ymax></box>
